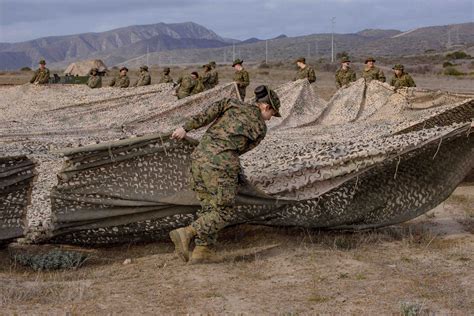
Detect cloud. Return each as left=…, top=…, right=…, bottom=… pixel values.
left=0, top=0, right=472, bottom=42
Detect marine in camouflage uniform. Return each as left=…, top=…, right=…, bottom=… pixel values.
left=232, top=59, right=250, bottom=101
left=169, top=85, right=281, bottom=264
left=30, top=59, right=50, bottom=84
left=175, top=73, right=197, bottom=99
left=362, top=57, right=386, bottom=83
left=135, top=65, right=151, bottom=86
left=109, top=66, right=130, bottom=88
left=201, top=64, right=213, bottom=90
left=192, top=72, right=205, bottom=95
left=159, top=67, right=174, bottom=84
left=87, top=68, right=102, bottom=89
left=335, top=57, right=356, bottom=88
left=390, top=64, right=416, bottom=89
left=209, top=61, right=219, bottom=88
left=293, top=57, right=316, bottom=83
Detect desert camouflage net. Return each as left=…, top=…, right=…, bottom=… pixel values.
left=0, top=79, right=473, bottom=245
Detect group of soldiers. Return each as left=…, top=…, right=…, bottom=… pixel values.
left=30, top=56, right=416, bottom=100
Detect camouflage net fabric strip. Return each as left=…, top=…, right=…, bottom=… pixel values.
left=0, top=79, right=473, bottom=245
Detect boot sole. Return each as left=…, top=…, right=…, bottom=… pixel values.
left=169, top=229, right=189, bottom=262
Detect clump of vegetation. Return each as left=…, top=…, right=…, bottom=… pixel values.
left=445, top=51, right=472, bottom=60
left=406, top=65, right=433, bottom=74
left=20, top=66, right=32, bottom=71
left=336, top=51, right=349, bottom=60
left=11, top=249, right=89, bottom=271
left=442, top=61, right=454, bottom=68
left=443, top=67, right=465, bottom=76
left=400, top=301, right=426, bottom=316
left=258, top=61, right=270, bottom=69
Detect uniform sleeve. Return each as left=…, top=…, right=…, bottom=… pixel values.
left=244, top=130, right=266, bottom=153
left=390, top=77, right=396, bottom=86
left=335, top=71, right=342, bottom=88
left=182, top=99, right=231, bottom=132
left=351, top=71, right=356, bottom=82
left=242, top=71, right=250, bottom=87
left=379, top=70, right=386, bottom=83
left=408, top=75, right=416, bottom=87
left=122, top=77, right=130, bottom=88
left=29, top=70, right=38, bottom=83
left=109, top=77, right=116, bottom=87
left=308, top=68, right=316, bottom=83
left=202, top=72, right=211, bottom=85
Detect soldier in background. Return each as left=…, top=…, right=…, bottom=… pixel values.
left=87, top=68, right=102, bottom=89
left=30, top=59, right=50, bottom=84
left=201, top=64, right=213, bottom=90
left=232, top=59, right=250, bottom=100
left=390, top=64, right=416, bottom=89
left=293, top=57, right=316, bottom=83
left=335, top=57, right=356, bottom=88
left=192, top=71, right=205, bottom=95
left=175, top=72, right=198, bottom=99
left=169, top=85, right=281, bottom=264
left=135, top=65, right=151, bottom=86
left=159, top=67, right=174, bottom=84
left=109, top=66, right=130, bottom=88
left=209, top=61, right=219, bottom=88
left=362, top=57, right=385, bottom=83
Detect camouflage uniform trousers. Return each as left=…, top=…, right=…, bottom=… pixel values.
left=189, top=152, right=239, bottom=246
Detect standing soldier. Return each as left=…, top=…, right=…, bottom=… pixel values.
left=209, top=61, right=219, bottom=88
left=335, top=57, right=356, bottom=88
left=293, top=57, right=316, bottom=83
left=109, top=66, right=130, bottom=88
left=201, top=64, right=213, bottom=90
left=362, top=57, right=386, bottom=83
left=232, top=59, right=250, bottom=100
left=29, top=59, right=50, bottom=85
left=159, top=67, right=174, bottom=84
left=169, top=85, right=281, bottom=264
left=390, top=64, right=416, bottom=89
left=135, top=65, right=151, bottom=86
left=87, top=68, right=102, bottom=89
left=175, top=72, right=198, bottom=99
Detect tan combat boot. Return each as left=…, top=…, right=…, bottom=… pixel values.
left=169, top=226, right=196, bottom=262
left=189, top=245, right=223, bottom=264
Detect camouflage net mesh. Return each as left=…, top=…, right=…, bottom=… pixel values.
left=0, top=80, right=473, bottom=245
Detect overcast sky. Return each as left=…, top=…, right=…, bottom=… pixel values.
left=0, top=0, right=472, bottom=43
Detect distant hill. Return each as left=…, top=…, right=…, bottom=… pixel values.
left=121, top=22, right=474, bottom=68
left=0, top=22, right=234, bottom=70
left=1, top=22, right=473, bottom=70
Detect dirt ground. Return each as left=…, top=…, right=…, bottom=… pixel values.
left=0, top=69, right=473, bottom=315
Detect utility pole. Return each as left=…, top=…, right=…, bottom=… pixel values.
left=223, top=48, right=226, bottom=63
left=331, top=17, right=336, bottom=63
left=265, top=40, right=268, bottom=64
left=232, top=43, right=236, bottom=61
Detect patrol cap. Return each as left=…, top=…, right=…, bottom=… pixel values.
left=232, top=59, right=243, bottom=67
left=163, top=67, right=171, bottom=73
left=202, top=64, right=211, bottom=69
left=295, top=57, right=306, bottom=64
left=340, top=56, right=351, bottom=63
left=140, top=65, right=149, bottom=71
left=209, top=61, right=217, bottom=67
left=119, top=66, right=129, bottom=72
left=89, top=67, right=99, bottom=74
left=254, top=85, right=281, bottom=117
left=191, top=71, right=199, bottom=77
left=392, top=64, right=404, bottom=70
left=365, top=57, right=376, bottom=63
left=39, top=59, right=46, bottom=65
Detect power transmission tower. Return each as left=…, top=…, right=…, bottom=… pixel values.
left=331, top=17, right=336, bottom=63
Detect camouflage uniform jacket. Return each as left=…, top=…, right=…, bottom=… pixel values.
left=183, top=98, right=267, bottom=166
left=209, top=69, right=219, bottom=88
left=201, top=71, right=213, bottom=90
left=335, top=67, right=356, bottom=88
left=176, top=76, right=196, bottom=99
left=294, top=66, right=316, bottom=83
left=30, top=68, right=50, bottom=84
left=362, top=67, right=386, bottom=83
left=233, top=69, right=250, bottom=89
left=159, top=74, right=174, bottom=84
left=192, top=78, right=205, bottom=95
left=109, top=75, right=130, bottom=88
left=87, top=75, right=102, bottom=89
left=135, top=71, right=151, bottom=86
left=390, top=72, right=416, bottom=89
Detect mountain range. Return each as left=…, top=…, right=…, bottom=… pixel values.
left=0, top=21, right=473, bottom=70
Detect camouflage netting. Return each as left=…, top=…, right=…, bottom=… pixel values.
left=0, top=79, right=473, bottom=245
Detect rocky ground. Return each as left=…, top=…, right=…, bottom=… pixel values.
left=0, top=70, right=473, bottom=314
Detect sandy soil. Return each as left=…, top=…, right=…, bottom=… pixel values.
left=0, top=70, right=473, bottom=315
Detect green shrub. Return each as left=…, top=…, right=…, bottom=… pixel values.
left=443, top=67, right=465, bottom=76
left=445, top=51, right=472, bottom=60
left=258, top=62, right=270, bottom=69
left=442, top=61, right=454, bottom=68
left=20, top=66, right=32, bottom=71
